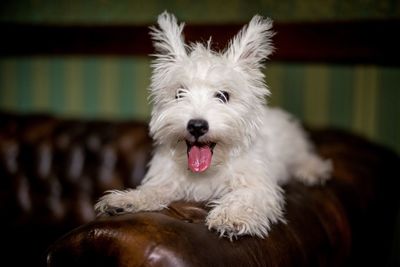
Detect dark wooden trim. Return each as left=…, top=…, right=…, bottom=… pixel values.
left=2, top=20, right=399, bottom=65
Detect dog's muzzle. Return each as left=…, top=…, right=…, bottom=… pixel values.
left=186, top=119, right=215, bottom=173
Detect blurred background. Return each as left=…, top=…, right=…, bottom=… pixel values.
left=0, top=1, right=399, bottom=266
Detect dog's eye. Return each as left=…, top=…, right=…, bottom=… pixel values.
left=214, top=91, right=230, bottom=103
left=175, top=88, right=187, bottom=99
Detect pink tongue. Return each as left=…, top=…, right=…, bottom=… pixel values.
left=188, top=145, right=212, bottom=173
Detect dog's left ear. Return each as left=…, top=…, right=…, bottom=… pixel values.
left=225, top=15, right=274, bottom=68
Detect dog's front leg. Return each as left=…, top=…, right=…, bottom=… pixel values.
left=94, top=183, right=183, bottom=216
left=95, top=151, right=185, bottom=216
left=206, top=182, right=285, bottom=240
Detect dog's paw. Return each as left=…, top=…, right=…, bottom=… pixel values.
left=206, top=205, right=271, bottom=240
left=94, top=190, right=136, bottom=216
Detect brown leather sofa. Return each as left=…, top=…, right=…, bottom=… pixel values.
left=1, top=111, right=398, bottom=267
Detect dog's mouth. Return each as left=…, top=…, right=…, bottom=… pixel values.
left=186, top=140, right=216, bottom=173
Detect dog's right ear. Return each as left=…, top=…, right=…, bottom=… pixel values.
left=149, top=11, right=187, bottom=61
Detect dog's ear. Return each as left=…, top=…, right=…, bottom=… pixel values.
left=225, top=15, right=274, bottom=68
left=150, top=11, right=187, bottom=61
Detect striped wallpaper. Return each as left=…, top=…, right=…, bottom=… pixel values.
left=0, top=57, right=151, bottom=119
left=267, top=64, right=400, bottom=152
left=0, top=57, right=399, bottom=154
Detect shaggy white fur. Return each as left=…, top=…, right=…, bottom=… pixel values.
left=95, top=11, right=332, bottom=239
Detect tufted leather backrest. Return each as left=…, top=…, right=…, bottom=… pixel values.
left=0, top=112, right=152, bottom=228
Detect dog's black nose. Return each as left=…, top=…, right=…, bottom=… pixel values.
left=187, top=119, right=209, bottom=139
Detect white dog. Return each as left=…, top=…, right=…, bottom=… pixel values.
left=95, top=11, right=332, bottom=239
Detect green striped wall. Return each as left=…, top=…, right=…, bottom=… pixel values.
left=0, top=57, right=151, bottom=119
left=268, top=64, right=400, bottom=146
left=0, top=58, right=399, bottom=154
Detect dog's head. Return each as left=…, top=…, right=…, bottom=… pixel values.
left=148, top=11, right=274, bottom=173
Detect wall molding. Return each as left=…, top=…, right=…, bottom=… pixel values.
left=2, top=20, right=399, bottom=65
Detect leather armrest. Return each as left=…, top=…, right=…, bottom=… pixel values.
left=45, top=129, right=400, bottom=267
